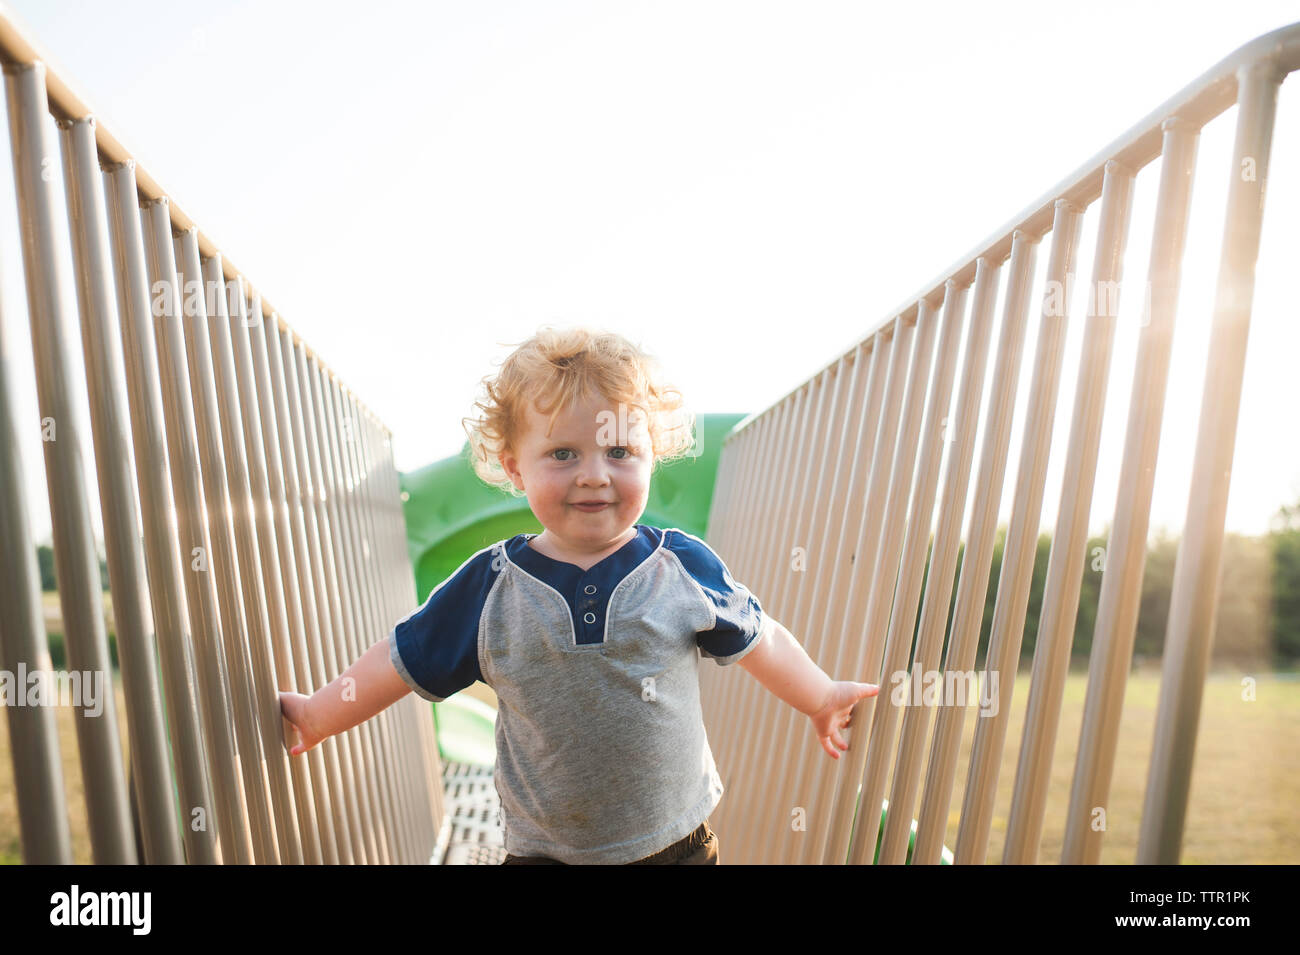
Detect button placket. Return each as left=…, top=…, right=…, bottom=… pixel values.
left=579, top=580, right=600, bottom=633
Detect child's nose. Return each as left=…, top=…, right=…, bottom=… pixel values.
left=577, top=459, right=611, bottom=485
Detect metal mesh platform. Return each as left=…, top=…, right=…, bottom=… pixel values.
left=436, top=760, right=507, bottom=865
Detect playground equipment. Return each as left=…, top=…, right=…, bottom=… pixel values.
left=698, top=26, right=1300, bottom=865
left=1, top=7, right=1297, bottom=864
left=0, top=10, right=440, bottom=864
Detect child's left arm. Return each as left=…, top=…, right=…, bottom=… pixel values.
left=737, top=618, right=878, bottom=760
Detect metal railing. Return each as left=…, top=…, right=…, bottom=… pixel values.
left=0, top=9, right=442, bottom=863
left=700, top=23, right=1298, bottom=864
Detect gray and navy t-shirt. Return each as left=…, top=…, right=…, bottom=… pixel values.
left=388, top=524, right=772, bottom=864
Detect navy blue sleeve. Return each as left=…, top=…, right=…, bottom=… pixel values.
left=388, top=544, right=502, bottom=701
left=665, top=530, right=772, bottom=665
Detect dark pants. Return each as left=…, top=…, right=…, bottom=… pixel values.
left=501, top=820, right=719, bottom=865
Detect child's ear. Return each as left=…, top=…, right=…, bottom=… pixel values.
left=499, top=449, right=524, bottom=490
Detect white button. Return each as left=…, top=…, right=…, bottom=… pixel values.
left=584, top=612, right=596, bottom=624
left=584, top=584, right=596, bottom=594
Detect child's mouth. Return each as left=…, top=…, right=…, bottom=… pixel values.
left=572, top=502, right=610, bottom=512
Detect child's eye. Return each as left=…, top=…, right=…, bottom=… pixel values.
left=608, top=447, right=632, bottom=460
left=551, top=449, right=576, bottom=461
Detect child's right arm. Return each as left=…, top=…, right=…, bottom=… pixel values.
left=279, top=635, right=412, bottom=756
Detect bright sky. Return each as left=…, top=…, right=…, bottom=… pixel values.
left=3, top=0, right=1299, bottom=549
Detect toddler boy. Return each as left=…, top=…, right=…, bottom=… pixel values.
left=280, top=327, right=877, bottom=864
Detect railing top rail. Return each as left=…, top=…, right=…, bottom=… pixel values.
left=723, top=20, right=1300, bottom=444
left=0, top=2, right=392, bottom=436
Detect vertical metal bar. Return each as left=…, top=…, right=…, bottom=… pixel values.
left=362, top=396, right=423, bottom=866
left=358, top=408, right=420, bottom=864
left=743, top=359, right=851, bottom=859
left=374, top=414, right=438, bottom=863
left=360, top=406, right=413, bottom=865
left=851, top=280, right=969, bottom=866
left=1139, top=58, right=1282, bottom=864
left=1062, top=119, right=1199, bottom=864
left=794, top=330, right=892, bottom=864
left=103, top=162, right=218, bottom=866
left=717, top=415, right=774, bottom=841
left=1004, top=160, right=1136, bottom=863
left=722, top=412, right=767, bottom=583
left=0, top=277, right=72, bottom=864
left=371, top=408, right=438, bottom=862
left=380, top=414, right=422, bottom=861
left=722, top=418, right=763, bottom=571
left=712, top=401, right=792, bottom=841
left=757, top=385, right=819, bottom=604
left=408, top=697, right=441, bottom=862
left=336, top=382, right=414, bottom=864
left=733, top=368, right=837, bottom=860
left=294, top=342, right=382, bottom=864
left=172, top=230, right=281, bottom=863
left=698, top=418, right=749, bottom=790
left=351, top=394, right=418, bottom=866
left=244, top=290, right=342, bottom=866
left=705, top=425, right=737, bottom=542
left=222, top=278, right=323, bottom=864
left=702, top=433, right=734, bottom=559
left=880, top=257, right=1001, bottom=865
left=716, top=387, right=808, bottom=856
left=768, top=343, right=871, bottom=864
left=734, top=374, right=835, bottom=860
left=316, top=366, right=397, bottom=865
left=196, top=250, right=304, bottom=864
left=360, top=414, right=394, bottom=618
left=372, top=412, right=441, bottom=860
left=56, top=113, right=182, bottom=863
left=913, top=232, right=1039, bottom=864
left=379, top=417, right=443, bottom=864
left=955, top=199, right=1085, bottom=864
left=708, top=409, right=771, bottom=840
left=808, top=316, right=912, bottom=865
left=2, top=59, right=135, bottom=863
left=824, top=299, right=940, bottom=865
left=140, top=198, right=252, bottom=864
left=742, top=402, right=794, bottom=592
left=274, top=317, right=368, bottom=863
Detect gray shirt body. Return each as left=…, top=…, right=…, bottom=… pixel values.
left=389, top=524, right=770, bottom=863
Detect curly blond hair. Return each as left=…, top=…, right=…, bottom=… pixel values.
left=462, top=326, right=696, bottom=495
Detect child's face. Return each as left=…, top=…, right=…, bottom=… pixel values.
left=499, top=392, right=653, bottom=554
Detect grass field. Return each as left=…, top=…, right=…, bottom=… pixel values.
left=870, top=666, right=1300, bottom=865
left=1, top=664, right=1296, bottom=864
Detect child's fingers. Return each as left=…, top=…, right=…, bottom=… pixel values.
left=281, top=707, right=308, bottom=756
left=289, top=729, right=316, bottom=756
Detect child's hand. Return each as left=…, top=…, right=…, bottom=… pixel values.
left=280, top=691, right=324, bottom=756
left=809, top=681, right=879, bottom=760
